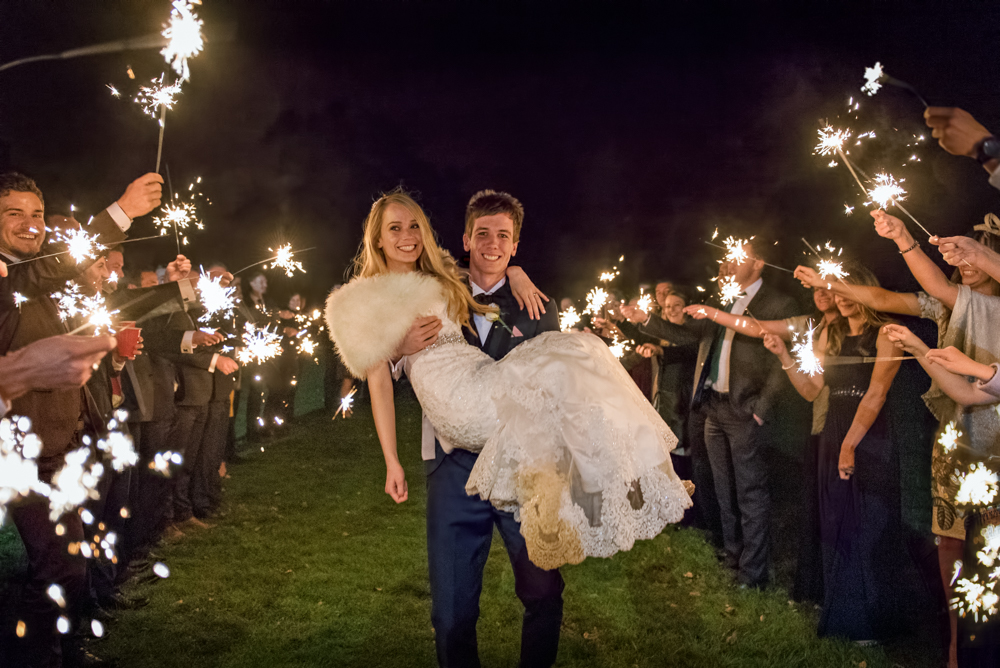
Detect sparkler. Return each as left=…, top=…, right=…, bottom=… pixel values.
left=106, top=84, right=120, bottom=98
left=599, top=271, right=616, bottom=282
left=955, top=463, right=1000, bottom=507
left=52, top=282, right=117, bottom=335
left=953, top=574, right=1000, bottom=622
left=607, top=333, right=632, bottom=360
left=559, top=306, right=581, bottom=332
left=0, top=416, right=47, bottom=524
left=861, top=62, right=884, bottom=97
left=151, top=451, right=183, bottom=476
left=96, top=412, right=138, bottom=472
left=859, top=61, right=930, bottom=107
left=196, top=271, right=236, bottom=323
left=722, top=236, right=751, bottom=265
left=12, top=292, right=27, bottom=309
left=161, top=0, right=204, bottom=83
left=812, top=241, right=848, bottom=281
left=298, top=335, right=316, bottom=357
left=134, top=73, right=182, bottom=118
left=584, top=287, right=610, bottom=317
left=51, top=227, right=105, bottom=264
left=718, top=276, right=745, bottom=305
left=844, top=205, right=854, bottom=215
left=235, top=322, right=283, bottom=365
left=865, top=172, right=934, bottom=238
left=790, top=328, right=823, bottom=376
left=47, top=448, right=104, bottom=522
left=636, top=293, right=653, bottom=316
left=269, top=244, right=306, bottom=277
left=152, top=200, right=199, bottom=252
left=939, top=422, right=962, bottom=454
left=333, top=387, right=358, bottom=420
left=978, top=525, right=1000, bottom=567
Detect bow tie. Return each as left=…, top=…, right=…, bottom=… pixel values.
left=473, top=293, right=495, bottom=306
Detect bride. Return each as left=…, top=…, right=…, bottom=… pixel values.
left=325, top=191, right=692, bottom=569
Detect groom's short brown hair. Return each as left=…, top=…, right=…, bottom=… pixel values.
left=465, top=190, right=524, bottom=242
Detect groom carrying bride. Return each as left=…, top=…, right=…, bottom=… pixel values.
left=393, top=190, right=564, bottom=668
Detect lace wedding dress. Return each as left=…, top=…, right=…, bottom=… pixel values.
left=326, top=271, right=692, bottom=569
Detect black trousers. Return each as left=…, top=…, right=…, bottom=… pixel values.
left=192, top=400, right=228, bottom=516
left=703, top=391, right=771, bottom=587
left=8, top=467, right=87, bottom=668
left=169, top=404, right=210, bottom=522
left=127, top=418, right=173, bottom=559
left=87, top=467, right=132, bottom=605
left=426, top=443, right=563, bottom=668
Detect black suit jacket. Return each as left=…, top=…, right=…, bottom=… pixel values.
left=641, top=281, right=798, bottom=423
left=464, top=280, right=559, bottom=360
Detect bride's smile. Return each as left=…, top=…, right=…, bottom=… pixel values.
left=378, top=201, right=424, bottom=272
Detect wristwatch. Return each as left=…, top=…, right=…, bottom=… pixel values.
left=976, top=136, right=1000, bottom=165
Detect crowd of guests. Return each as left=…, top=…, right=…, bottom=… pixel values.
left=3, top=103, right=1000, bottom=668
left=0, top=172, right=352, bottom=667
left=578, top=107, right=1000, bottom=666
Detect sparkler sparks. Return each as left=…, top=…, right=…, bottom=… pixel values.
left=196, top=272, right=236, bottom=323
left=953, top=574, right=1000, bottom=622
left=51, top=282, right=117, bottom=335
left=955, top=463, right=1000, bottom=507
left=607, top=333, right=632, bottom=360
left=333, top=387, right=358, bottom=419
left=791, top=328, right=823, bottom=376
left=861, top=62, right=885, bottom=96
left=978, top=525, right=1000, bottom=567
left=134, top=74, right=183, bottom=118
left=0, top=417, right=47, bottom=524
left=815, top=242, right=848, bottom=281
left=844, top=205, right=854, bottom=216
left=939, top=422, right=962, bottom=454
left=599, top=271, right=616, bottom=282
left=718, top=276, right=745, bottom=305
left=161, top=0, right=204, bottom=83
left=152, top=201, right=199, bottom=244
left=584, top=287, right=610, bottom=317
left=12, top=292, right=27, bottom=309
left=106, top=84, right=120, bottom=98
left=96, top=413, right=137, bottom=472
left=151, top=451, right=183, bottom=476
left=235, top=323, right=283, bottom=365
left=298, top=335, right=317, bottom=357
left=47, top=448, right=104, bottom=522
left=866, top=173, right=907, bottom=209
left=269, top=244, right=305, bottom=277
left=636, top=293, right=653, bottom=315
left=52, top=227, right=104, bottom=264
left=722, top=236, right=751, bottom=264
left=559, top=306, right=581, bottom=332
left=815, top=126, right=852, bottom=156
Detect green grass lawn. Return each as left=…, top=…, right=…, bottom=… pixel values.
left=1, top=379, right=940, bottom=667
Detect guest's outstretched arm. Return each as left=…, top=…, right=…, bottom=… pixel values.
left=762, top=333, right=824, bottom=402
left=684, top=305, right=803, bottom=341
left=872, top=210, right=960, bottom=310
left=368, top=361, right=408, bottom=503
left=794, top=266, right=921, bottom=316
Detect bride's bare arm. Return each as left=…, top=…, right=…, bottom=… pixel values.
left=368, top=361, right=408, bottom=503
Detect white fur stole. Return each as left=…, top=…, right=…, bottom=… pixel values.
left=324, top=272, right=446, bottom=379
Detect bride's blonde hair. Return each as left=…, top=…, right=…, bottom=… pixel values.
left=353, top=188, right=489, bottom=330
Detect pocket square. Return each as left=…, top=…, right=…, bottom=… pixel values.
left=511, top=325, right=523, bottom=338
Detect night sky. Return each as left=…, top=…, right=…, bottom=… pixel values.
left=2, top=0, right=1000, bottom=309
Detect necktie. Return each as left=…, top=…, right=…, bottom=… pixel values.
left=473, top=293, right=494, bottom=306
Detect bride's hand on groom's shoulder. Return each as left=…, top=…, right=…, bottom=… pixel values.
left=506, top=266, right=550, bottom=320
left=385, top=463, right=408, bottom=503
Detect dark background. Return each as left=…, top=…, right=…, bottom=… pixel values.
left=1, top=0, right=1000, bottom=308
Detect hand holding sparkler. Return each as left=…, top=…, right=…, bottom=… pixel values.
left=793, top=266, right=826, bottom=289
left=683, top=304, right=718, bottom=321
left=191, top=330, right=225, bottom=348
left=0, top=335, right=116, bottom=401
left=635, top=343, right=662, bottom=358
left=882, top=324, right=928, bottom=357
left=871, top=210, right=916, bottom=249
left=924, top=107, right=994, bottom=164
left=165, top=254, right=192, bottom=282
left=117, top=173, right=164, bottom=219
left=762, top=332, right=790, bottom=359
left=215, top=356, right=239, bottom=376
left=933, top=235, right=1000, bottom=275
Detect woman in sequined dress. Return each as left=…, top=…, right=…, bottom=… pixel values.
left=763, top=263, right=903, bottom=642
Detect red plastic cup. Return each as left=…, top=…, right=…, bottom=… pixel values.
left=116, top=326, right=142, bottom=360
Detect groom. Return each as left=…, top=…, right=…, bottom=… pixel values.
left=396, top=190, right=563, bottom=668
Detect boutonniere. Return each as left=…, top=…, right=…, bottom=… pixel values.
left=484, top=304, right=516, bottom=336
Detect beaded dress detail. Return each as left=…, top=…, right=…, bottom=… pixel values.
left=326, top=272, right=693, bottom=570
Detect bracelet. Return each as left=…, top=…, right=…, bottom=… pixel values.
left=781, top=362, right=796, bottom=371
left=899, top=240, right=919, bottom=255
left=712, top=311, right=718, bottom=321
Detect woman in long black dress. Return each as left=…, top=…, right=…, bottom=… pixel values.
left=763, top=263, right=903, bottom=642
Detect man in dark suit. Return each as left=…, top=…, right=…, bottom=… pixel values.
left=0, top=171, right=162, bottom=667
left=395, top=190, right=562, bottom=668
left=640, top=238, right=797, bottom=588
